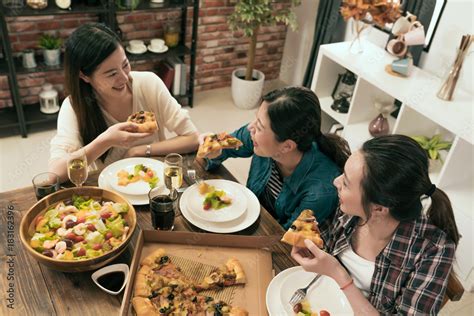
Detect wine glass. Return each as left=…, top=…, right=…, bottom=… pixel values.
left=164, top=153, right=183, bottom=195
left=67, top=148, right=88, bottom=187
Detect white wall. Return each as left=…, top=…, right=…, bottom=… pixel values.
left=283, top=0, right=473, bottom=94
left=279, top=0, right=320, bottom=85
left=418, top=0, right=473, bottom=95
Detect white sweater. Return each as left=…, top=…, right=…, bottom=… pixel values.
left=49, top=71, right=197, bottom=170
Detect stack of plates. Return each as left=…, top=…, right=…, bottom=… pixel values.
left=179, top=179, right=260, bottom=233
left=98, top=158, right=168, bottom=205
left=266, top=266, right=353, bottom=315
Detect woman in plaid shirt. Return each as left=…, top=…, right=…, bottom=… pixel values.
left=292, top=135, right=460, bottom=315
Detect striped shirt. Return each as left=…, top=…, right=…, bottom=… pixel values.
left=319, top=208, right=456, bottom=315
left=259, top=161, right=284, bottom=217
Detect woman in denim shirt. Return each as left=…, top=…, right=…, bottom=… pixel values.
left=202, top=87, right=350, bottom=229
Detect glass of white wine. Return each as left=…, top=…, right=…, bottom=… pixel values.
left=164, top=153, right=183, bottom=194
left=67, top=148, right=88, bottom=187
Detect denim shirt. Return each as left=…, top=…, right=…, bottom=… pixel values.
left=206, top=125, right=340, bottom=229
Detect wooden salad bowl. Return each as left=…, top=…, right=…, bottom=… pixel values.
left=20, top=187, right=137, bottom=272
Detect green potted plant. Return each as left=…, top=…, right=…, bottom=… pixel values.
left=39, top=34, right=62, bottom=66
left=411, top=134, right=452, bottom=171
left=228, top=0, right=300, bottom=109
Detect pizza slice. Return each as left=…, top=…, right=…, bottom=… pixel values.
left=196, top=258, right=246, bottom=291
left=216, top=132, right=243, bottom=149
left=281, top=209, right=324, bottom=248
left=127, top=110, right=158, bottom=133
left=196, top=133, right=242, bottom=158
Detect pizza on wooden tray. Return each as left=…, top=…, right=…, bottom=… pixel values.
left=127, top=110, right=158, bottom=133
left=132, top=248, right=248, bottom=316
left=281, top=209, right=324, bottom=248
left=197, top=133, right=243, bottom=158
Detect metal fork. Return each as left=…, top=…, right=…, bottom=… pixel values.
left=186, top=169, right=203, bottom=185
left=289, top=274, right=322, bottom=306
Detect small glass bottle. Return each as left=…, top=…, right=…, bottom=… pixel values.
left=164, top=22, right=180, bottom=48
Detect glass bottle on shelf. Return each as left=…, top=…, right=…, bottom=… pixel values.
left=164, top=21, right=180, bottom=48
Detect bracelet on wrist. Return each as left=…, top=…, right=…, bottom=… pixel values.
left=145, top=144, right=152, bottom=157
left=340, top=278, right=354, bottom=291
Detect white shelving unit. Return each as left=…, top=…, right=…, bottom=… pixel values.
left=311, top=40, right=474, bottom=291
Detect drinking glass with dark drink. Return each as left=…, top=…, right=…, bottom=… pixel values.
left=148, top=186, right=177, bottom=230
left=32, top=172, right=60, bottom=200
left=164, top=153, right=183, bottom=192
left=67, top=148, right=88, bottom=187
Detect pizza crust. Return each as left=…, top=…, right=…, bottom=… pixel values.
left=226, top=258, right=246, bottom=284
left=132, top=297, right=158, bottom=316
left=281, top=209, right=324, bottom=249
left=141, top=248, right=166, bottom=267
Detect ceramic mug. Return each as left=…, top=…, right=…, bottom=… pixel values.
left=403, top=21, right=425, bottom=46
left=150, top=38, right=165, bottom=51
left=392, top=16, right=411, bottom=36
left=129, top=39, right=145, bottom=52
left=387, top=36, right=407, bottom=57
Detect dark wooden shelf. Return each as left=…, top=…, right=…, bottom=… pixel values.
left=23, top=103, right=59, bottom=127
left=116, top=0, right=189, bottom=12
left=0, top=106, right=21, bottom=129
left=0, top=58, right=8, bottom=75
left=13, top=55, right=63, bottom=75
left=126, top=44, right=190, bottom=62
left=2, top=3, right=108, bottom=16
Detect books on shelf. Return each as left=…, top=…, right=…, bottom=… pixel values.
left=166, top=56, right=187, bottom=96
left=156, top=60, right=174, bottom=91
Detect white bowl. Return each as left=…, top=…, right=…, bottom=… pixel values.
left=91, top=263, right=129, bottom=295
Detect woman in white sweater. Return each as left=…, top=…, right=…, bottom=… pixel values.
left=49, top=23, right=199, bottom=182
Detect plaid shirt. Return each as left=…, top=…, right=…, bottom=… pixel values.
left=320, top=209, right=456, bottom=315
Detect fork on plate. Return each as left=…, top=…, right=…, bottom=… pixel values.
left=289, top=274, right=322, bottom=306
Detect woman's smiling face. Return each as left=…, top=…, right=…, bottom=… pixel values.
left=247, top=101, right=284, bottom=158
left=81, top=46, right=131, bottom=99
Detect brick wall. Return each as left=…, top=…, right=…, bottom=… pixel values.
left=0, top=0, right=288, bottom=109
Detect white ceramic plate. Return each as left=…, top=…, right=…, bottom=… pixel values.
left=98, top=159, right=169, bottom=205
left=147, top=44, right=169, bottom=54
left=266, top=266, right=353, bottom=316
left=179, top=181, right=260, bottom=233
left=186, top=180, right=248, bottom=223
left=126, top=45, right=147, bottom=55
left=106, top=158, right=165, bottom=196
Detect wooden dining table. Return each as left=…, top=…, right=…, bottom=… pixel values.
left=0, top=155, right=297, bottom=316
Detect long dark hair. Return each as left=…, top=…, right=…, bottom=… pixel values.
left=64, top=23, right=121, bottom=161
left=262, top=86, right=350, bottom=170
left=360, top=135, right=459, bottom=245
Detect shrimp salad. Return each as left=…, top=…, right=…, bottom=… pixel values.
left=29, top=195, right=131, bottom=260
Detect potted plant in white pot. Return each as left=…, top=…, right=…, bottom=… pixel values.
left=228, top=0, right=300, bottom=109
left=39, top=34, right=62, bottom=66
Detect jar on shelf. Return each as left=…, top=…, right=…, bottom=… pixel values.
left=26, top=0, right=48, bottom=9
left=164, top=21, right=180, bottom=48
left=39, top=83, right=60, bottom=114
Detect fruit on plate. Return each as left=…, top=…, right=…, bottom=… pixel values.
left=117, top=164, right=158, bottom=189
left=29, top=195, right=131, bottom=260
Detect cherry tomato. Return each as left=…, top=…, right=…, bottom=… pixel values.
left=66, top=232, right=76, bottom=240
left=77, top=248, right=86, bottom=257
left=92, top=244, right=102, bottom=251
left=87, top=224, right=96, bottom=231
left=77, top=217, right=86, bottom=224
left=147, top=170, right=154, bottom=177
left=105, top=232, right=113, bottom=240
left=203, top=202, right=211, bottom=210
left=74, top=235, right=84, bottom=243
left=101, top=212, right=112, bottom=220
left=320, top=310, right=330, bottom=316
